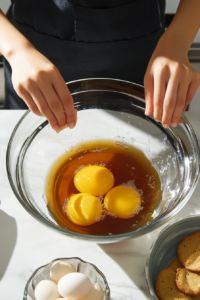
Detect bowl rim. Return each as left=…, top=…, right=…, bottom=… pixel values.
left=23, top=256, right=111, bottom=300
left=145, top=214, right=200, bottom=300
left=6, top=78, right=200, bottom=242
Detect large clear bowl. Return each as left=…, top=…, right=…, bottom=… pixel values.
left=6, top=78, right=200, bottom=243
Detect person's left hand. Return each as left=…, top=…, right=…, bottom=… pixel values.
left=144, top=35, right=200, bottom=128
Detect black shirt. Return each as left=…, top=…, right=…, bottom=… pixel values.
left=11, top=0, right=165, bottom=41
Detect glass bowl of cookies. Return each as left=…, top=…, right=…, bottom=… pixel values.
left=6, top=78, right=200, bottom=243
left=145, top=215, right=200, bottom=300
left=24, top=257, right=110, bottom=300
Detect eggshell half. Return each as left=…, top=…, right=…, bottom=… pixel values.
left=35, top=280, right=60, bottom=300
left=50, top=261, right=76, bottom=283
left=58, top=272, right=91, bottom=299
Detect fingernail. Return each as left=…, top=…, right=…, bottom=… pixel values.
left=55, top=128, right=62, bottom=133
left=52, top=125, right=61, bottom=133
left=163, top=124, right=170, bottom=128
left=68, top=121, right=76, bottom=129
left=171, top=122, right=178, bottom=127
left=53, top=124, right=69, bottom=133
left=52, top=125, right=63, bottom=133
left=61, top=124, right=68, bottom=130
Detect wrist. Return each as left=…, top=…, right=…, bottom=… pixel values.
left=162, top=27, right=191, bottom=54
left=0, top=10, right=35, bottom=64
left=155, top=29, right=190, bottom=60
left=7, top=41, right=35, bottom=66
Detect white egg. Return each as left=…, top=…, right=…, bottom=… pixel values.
left=79, top=282, right=103, bottom=300
left=50, top=261, right=76, bottom=283
left=35, top=280, right=60, bottom=300
left=58, top=272, right=92, bottom=299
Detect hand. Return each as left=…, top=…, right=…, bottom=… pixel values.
left=144, top=35, right=200, bottom=128
left=10, top=46, right=77, bottom=132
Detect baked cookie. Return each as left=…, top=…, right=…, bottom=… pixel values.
left=183, top=242, right=200, bottom=272
left=168, top=257, right=184, bottom=271
left=178, top=231, right=200, bottom=271
left=176, top=268, right=200, bottom=295
left=189, top=244, right=200, bottom=300
left=156, top=268, right=194, bottom=300
left=195, top=242, right=200, bottom=252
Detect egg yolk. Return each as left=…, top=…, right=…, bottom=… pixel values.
left=74, top=165, right=114, bottom=196
left=104, top=186, right=141, bottom=219
left=66, top=193, right=102, bottom=226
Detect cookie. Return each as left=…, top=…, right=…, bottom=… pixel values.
left=178, top=231, right=200, bottom=271
left=185, top=242, right=200, bottom=271
left=168, top=257, right=184, bottom=271
left=195, top=243, right=200, bottom=252
left=194, top=295, right=200, bottom=300
left=156, top=268, right=194, bottom=300
left=184, top=251, right=200, bottom=272
left=176, top=268, right=200, bottom=295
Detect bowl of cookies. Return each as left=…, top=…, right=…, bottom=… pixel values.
left=145, top=215, right=200, bottom=300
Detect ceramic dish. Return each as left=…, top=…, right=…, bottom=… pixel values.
left=145, top=215, right=200, bottom=300
left=23, top=257, right=110, bottom=300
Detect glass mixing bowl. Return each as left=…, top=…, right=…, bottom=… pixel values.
left=6, top=78, right=200, bottom=243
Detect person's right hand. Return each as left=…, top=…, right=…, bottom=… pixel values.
left=10, top=45, right=77, bottom=132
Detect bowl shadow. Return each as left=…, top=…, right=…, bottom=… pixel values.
left=98, top=230, right=160, bottom=298
left=0, top=209, right=17, bottom=281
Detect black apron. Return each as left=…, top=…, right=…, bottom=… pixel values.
left=4, top=0, right=165, bottom=109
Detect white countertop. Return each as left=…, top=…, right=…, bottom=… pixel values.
left=0, top=111, right=200, bottom=300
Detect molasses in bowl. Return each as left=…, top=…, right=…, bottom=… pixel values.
left=6, top=78, right=200, bottom=243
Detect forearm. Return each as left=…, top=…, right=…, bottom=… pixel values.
left=0, top=9, right=34, bottom=64
left=162, top=0, right=200, bottom=53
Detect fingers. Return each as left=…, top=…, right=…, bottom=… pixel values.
left=52, top=72, right=77, bottom=129
left=38, top=80, right=67, bottom=128
left=153, top=66, right=168, bottom=122
left=26, top=81, right=61, bottom=131
left=163, top=73, right=200, bottom=126
left=171, top=80, right=188, bottom=126
left=15, top=84, right=42, bottom=116
left=144, top=73, right=154, bottom=116
left=183, top=77, right=200, bottom=113
left=161, top=75, right=179, bottom=128
left=17, top=69, right=76, bottom=132
left=146, top=65, right=200, bottom=128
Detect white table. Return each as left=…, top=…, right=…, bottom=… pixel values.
left=0, top=111, right=200, bottom=300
